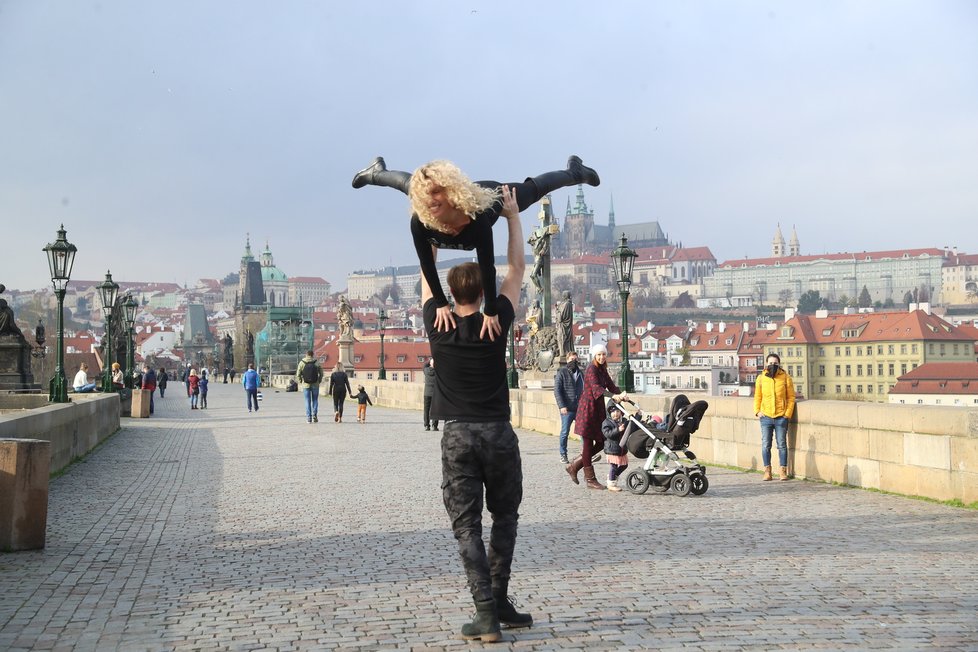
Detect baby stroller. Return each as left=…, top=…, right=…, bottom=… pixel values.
left=615, top=394, right=710, bottom=496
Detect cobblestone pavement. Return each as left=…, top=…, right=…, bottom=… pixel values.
left=2, top=382, right=978, bottom=651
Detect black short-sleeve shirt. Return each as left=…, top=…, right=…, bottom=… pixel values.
left=423, top=295, right=515, bottom=422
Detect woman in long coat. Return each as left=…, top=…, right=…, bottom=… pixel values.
left=567, top=343, right=628, bottom=490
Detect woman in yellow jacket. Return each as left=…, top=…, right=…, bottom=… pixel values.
left=754, top=353, right=796, bottom=481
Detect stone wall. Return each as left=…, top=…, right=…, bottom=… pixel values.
left=0, top=394, right=121, bottom=473
left=360, top=380, right=978, bottom=504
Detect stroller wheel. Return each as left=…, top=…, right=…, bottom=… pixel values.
left=623, top=469, right=650, bottom=495
left=670, top=473, right=692, bottom=497
left=690, top=473, right=709, bottom=496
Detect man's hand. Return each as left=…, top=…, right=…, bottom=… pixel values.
left=434, top=305, right=456, bottom=333
left=500, top=184, right=518, bottom=219
left=560, top=407, right=568, bottom=415
left=480, top=313, right=501, bottom=341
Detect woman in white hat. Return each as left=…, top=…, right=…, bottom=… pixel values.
left=566, top=343, right=628, bottom=489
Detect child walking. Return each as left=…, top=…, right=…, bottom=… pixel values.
left=601, top=400, right=630, bottom=492
left=354, top=385, right=372, bottom=423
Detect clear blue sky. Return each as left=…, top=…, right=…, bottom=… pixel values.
left=1, top=1, right=976, bottom=291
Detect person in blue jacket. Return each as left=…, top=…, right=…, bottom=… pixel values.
left=242, top=362, right=260, bottom=413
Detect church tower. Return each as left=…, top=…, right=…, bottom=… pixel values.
left=789, top=225, right=800, bottom=257
left=608, top=194, right=616, bottom=233
left=772, top=223, right=786, bottom=257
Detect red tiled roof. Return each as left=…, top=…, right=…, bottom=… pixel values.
left=670, top=246, right=715, bottom=262
left=891, top=362, right=978, bottom=395
left=718, top=248, right=945, bottom=268
left=780, top=310, right=974, bottom=345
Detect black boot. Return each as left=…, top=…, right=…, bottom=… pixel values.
left=460, top=598, right=501, bottom=642
left=351, top=156, right=412, bottom=192
left=492, top=588, right=533, bottom=629
left=527, top=155, right=600, bottom=197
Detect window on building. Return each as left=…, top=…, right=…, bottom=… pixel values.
left=901, top=363, right=907, bottom=375
left=953, top=343, right=960, bottom=354
left=877, top=364, right=883, bottom=376
left=819, top=384, right=826, bottom=393
left=888, top=345, right=895, bottom=354
left=936, top=399, right=942, bottom=405
left=403, top=375, right=410, bottom=382
left=856, top=365, right=863, bottom=376
left=857, top=346, right=863, bottom=356
left=940, top=343, right=946, bottom=355
left=888, top=363, right=894, bottom=376
left=796, top=366, right=802, bottom=378
left=391, top=373, right=398, bottom=381
left=845, top=347, right=851, bottom=357
left=835, top=385, right=841, bottom=394
left=929, top=343, right=935, bottom=354
left=900, top=344, right=907, bottom=354
left=877, top=345, right=883, bottom=355
left=819, top=365, right=825, bottom=376
left=867, top=365, right=873, bottom=376
left=845, top=384, right=852, bottom=393
left=367, top=373, right=374, bottom=380
left=867, top=385, right=873, bottom=393
left=857, top=385, right=863, bottom=393
left=911, top=344, right=918, bottom=354
left=835, top=347, right=841, bottom=356
left=845, top=365, right=851, bottom=377
left=819, top=347, right=825, bottom=357
left=835, top=365, right=841, bottom=376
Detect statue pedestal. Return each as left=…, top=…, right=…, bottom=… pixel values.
left=337, top=337, right=354, bottom=370
left=0, top=338, right=34, bottom=391
left=522, top=369, right=555, bottom=390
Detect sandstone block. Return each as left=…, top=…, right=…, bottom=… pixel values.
left=903, top=432, right=951, bottom=470
left=0, top=438, right=50, bottom=551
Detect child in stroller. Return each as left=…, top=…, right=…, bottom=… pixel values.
left=614, top=394, right=710, bottom=496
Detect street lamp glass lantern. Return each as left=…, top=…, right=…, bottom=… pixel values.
left=97, top=271, right=120, bottom=318
left=379, top=309, right=387, bottom=333
left=611, top=234, right=637, bottom=293
left=123, top=293, right=138, bottom=329
left=42, top=224, right=77, bottom=292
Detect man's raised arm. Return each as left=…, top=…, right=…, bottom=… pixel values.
left=499, top=185, right=526, bottom=309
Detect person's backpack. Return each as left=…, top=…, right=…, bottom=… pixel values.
left=300, top=360, right=320, bottom=384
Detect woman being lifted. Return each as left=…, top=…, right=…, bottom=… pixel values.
left=352, top=155, right=600, bottom=340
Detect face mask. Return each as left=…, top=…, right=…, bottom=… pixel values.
left=567, top=359, right=578, bottom=370
left=766, top=363, right=780, bottom=376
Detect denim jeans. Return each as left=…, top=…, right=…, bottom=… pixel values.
left=558, top=410, right=576, bottom=458
left=246, top=388, right=259, bottom=411
left=304, top=387, right=319, bottom=419
left=441, top=421, right=523, bottom=602
left=760, top=415, right=789, bottom=467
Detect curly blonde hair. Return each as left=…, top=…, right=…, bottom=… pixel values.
left=409, top=160, right=500, bottom=233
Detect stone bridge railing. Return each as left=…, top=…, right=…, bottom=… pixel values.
left=361, top=380, right=978, bottom=505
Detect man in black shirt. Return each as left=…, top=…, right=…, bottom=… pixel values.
left=422, top=185, right=530, bottom=642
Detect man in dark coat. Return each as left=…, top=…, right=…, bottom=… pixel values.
left=553, top=350, right=584, bottom=464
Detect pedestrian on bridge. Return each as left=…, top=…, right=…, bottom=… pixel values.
left=242, top=363, right=260, bottom=413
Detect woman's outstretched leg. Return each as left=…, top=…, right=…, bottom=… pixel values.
left=480, top=155, right=601, bottom=213
left=351, top=156, right=412, bottom=194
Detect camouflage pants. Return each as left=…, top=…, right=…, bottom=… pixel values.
left=441, top=421, right=523, bottom=602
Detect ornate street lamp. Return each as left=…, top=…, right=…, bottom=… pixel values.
left=123, top=293, right=138, bottom=388
left=610, top=234, right=637, bottom=392
left=378, top=308, right=387, bottom=380
left=508, top=324, right=522, bottom=389
left=42, top=225, right=77, bottom=402
left=97, top=271, right=120, bottom=392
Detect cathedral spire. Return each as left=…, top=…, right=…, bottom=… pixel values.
left=242, top=233, right=254, bottom=263
left=565, top=196, right=572, bottom=217
left=772, top=223, right=786, bottom=257
left=789, top=225, right=800, bottom=257
left=608, top=193, right=616, bottom=231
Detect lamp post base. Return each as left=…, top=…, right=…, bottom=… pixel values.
left=618, top=366, right=634, bottom=394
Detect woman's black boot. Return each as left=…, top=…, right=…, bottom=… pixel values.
left=351, top=156, right=412, bottom=192
left=527, top=155, right=600, bottom=197
left=460, top=598, right=501, bottom=642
